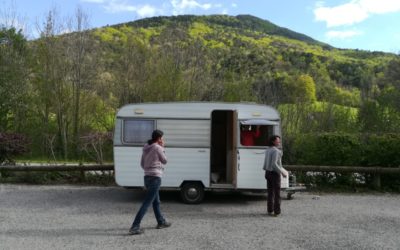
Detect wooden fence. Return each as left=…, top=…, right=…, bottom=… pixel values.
left=1, top=164, right=399, bottom=188
left=285, top=165, right=400, bottom=188
left=0, top=164, right=114, bottom=172
left=284, top=165, right=400, bottom=174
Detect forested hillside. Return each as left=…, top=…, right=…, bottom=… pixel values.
left=1, top=13, right=400, bottom=164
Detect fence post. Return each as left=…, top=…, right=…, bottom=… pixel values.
left=372, top=174, right=381, bottom=189
left=79, top=163, right=85, bottom=182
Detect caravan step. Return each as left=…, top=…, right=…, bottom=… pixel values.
left=210, top=183, right=235, bottom=189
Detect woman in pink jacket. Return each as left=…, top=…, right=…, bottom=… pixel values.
left=129, top=130, right=171, bottom=235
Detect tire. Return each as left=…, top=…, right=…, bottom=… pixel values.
left=180, top=182, right=204, bottom=204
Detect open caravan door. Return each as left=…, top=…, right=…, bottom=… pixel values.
left=210, top=110, right=238, bottom=189
left=236, top=118, right=289, bottom=189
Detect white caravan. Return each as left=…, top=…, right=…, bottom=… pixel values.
left=113, top=102, right=290, bottom=203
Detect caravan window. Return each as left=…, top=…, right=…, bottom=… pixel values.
left=123, top=119, right=155, bottom=144
left=240, top=119, right=278, bottom=146
left=240, top=124, right=275, bottom=146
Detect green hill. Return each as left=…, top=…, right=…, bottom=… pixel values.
left=122, top=14, right=326, bottom=46
left=2, top=14, right=400, bottom=160
left=92, top=14, right=398, bottom=98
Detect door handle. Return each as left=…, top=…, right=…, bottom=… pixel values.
left=237, top=149, right=240, bottom=171
left=198, top=150, right=206, bottom=153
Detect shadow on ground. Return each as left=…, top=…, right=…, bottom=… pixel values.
left=116, top=189, right=267, bottom=205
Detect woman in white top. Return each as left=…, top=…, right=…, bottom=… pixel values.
left=263, top=135, right=287, bottom=216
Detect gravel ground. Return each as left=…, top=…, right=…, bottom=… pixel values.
left=0, top=184, right=399, bottom=250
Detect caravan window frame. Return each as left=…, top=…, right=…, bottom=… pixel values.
left=122, top=119, right=155, bottom=145
left=239, top=124, right=275, bottom=147
left=239, top=119, right=278, bottom=147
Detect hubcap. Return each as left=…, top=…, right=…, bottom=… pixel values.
left=187, top=187, right=198, bottom=198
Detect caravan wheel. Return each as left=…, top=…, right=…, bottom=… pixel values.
left=180, top=182, right=204, bottom=204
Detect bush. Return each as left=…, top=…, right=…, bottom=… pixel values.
left=291, top=132, right=362, bottom=166
left=0, top=133, right=30, bottom=164
left=289, top=132, right=400, bottom=191
left=79, top=132, right=113, bottom=164
left=362, top=133, right=400, bottom=167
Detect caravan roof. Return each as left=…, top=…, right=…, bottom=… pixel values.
left=116, top=102, right=280, bottom=120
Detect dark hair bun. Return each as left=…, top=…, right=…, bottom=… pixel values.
left=152, top=129, right=164, bottom=140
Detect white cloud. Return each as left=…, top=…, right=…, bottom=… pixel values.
left=86, top=0, right=160, bottom=18
left=360, top=0, right=400, bottom=14
left=326, top=30, right=363, bottom=39
left=60, top=28, right=73, bottom=35
left=314, top=0, right=400, bottom=27
left=137, top=5, right=157, bottom=17
left=231, top=3, right=237, bottom=8
left=171, top=0, right=216, bottom=15
left=314, top=3, right=368, bottom=27
left=81, top=0, right=225, bottom=18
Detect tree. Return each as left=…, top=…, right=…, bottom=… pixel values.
left=253, top=72, right=283, bottom=106
left=32, top=8, right=72, bottom=159
left=65, top=6, right=93, bottom=157
left=385, top=59, right=400, bottom=88
left=0, top=27, right=30, bottom=132
left=144, top=25, right=189, bottom=101
left=283, top=74, right=316, bottom=103
left=115, top=27, right=150, bottom=105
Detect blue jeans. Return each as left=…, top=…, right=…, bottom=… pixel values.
left=131, top=176, right=165, bottom=229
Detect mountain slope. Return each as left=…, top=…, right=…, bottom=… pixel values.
left=90, top=14, right=399, bottom=107
left=119, top=14, right=328, bottom=47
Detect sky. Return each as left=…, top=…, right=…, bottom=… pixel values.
left=2, top=0, right=400, bottom=53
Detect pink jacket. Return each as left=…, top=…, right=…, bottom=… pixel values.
left=140, top=143, right=167, bottom=177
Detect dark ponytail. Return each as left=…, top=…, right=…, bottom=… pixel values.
left=147, top=129, right=164, bottom=144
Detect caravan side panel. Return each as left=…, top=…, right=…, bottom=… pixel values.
left=237, top=149, right=266, bottom=189
left=161, top=148, right=210, bottom=187
left=237, top=149, right=289, bottom=189
left=114, top=117, right=211, bottom=187
left=114, top=147, right=143, bottom=186
left=157, top=119, right=209, bottom=148
left=114, top=147, right=210, bottom=187
left=157, top=119, right=210, bottom=187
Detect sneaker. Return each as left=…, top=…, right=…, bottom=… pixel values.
left=156, top=221, right=171, bottom=229
left=128, top=228, right=144, bottom=235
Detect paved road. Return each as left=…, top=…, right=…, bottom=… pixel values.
left=0, top=184, right=399, bottom=250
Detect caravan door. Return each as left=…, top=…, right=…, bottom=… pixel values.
left=210, top=110, right=238, bottom=188
left=236, top=119, right=278, bottom=189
